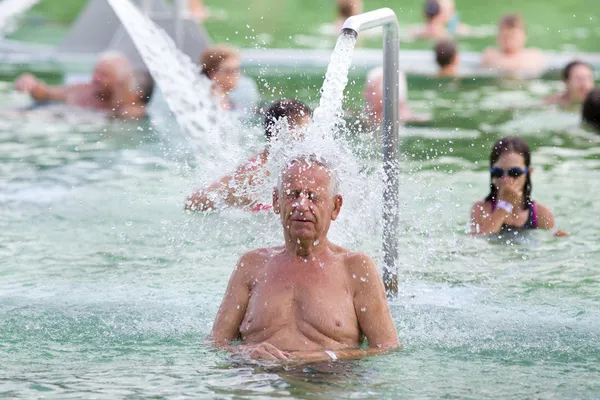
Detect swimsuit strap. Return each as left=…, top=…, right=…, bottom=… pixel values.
left=530, top=202, right=538, bottom=229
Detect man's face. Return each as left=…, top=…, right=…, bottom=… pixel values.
left=566, top=64, right=594, bottom=102
left=92, top=60, right=120, bottom=97
left=498, top=27, right=526, bottom=54
left=274, top=162, right=342, bottom=242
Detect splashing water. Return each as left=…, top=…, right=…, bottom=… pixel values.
left=260, top=32, right=382, bottom=248
left=311, top=32, right=357, bottom=140
left=107, top=0, right=252, bottom=182
left=0, top=0, right=39, bottom=36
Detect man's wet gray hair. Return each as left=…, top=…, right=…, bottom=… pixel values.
left=277, top=154, right=341, bottom=197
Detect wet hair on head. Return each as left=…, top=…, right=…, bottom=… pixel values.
left=562, top=60, right=593, bottom=81
left=134, top=71, right=155, bottom=105
left=434, top=39, right=457, bottom=67
left=424, top=0, right=441, bottom=20
left=199, top=44, right=239, bottom=78
left=278, top=154, right=341, bottom=196
left=485, top=136, right=533, bottom=209
left=263, top=99, right=312, bottom=141
left=499, top=13, right=525, bottom=30
left=582, top=87, right=600, bottom=131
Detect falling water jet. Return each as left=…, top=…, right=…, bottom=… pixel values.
left=107, top=0, right=250, bottom=183
left=0, top=0, right=39, bottom=36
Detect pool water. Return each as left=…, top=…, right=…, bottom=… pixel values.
left=1, top=74, right=599, bottom=399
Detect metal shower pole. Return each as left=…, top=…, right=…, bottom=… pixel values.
left=341, top=8, right=400, bottom=297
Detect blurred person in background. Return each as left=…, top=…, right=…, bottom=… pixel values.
left=364, top=67, right=414, bottom=125
left=414, top=0, right=468, bottom=40
left=481, top=14, right=543, bottom=73
left=200, top=44, right=241, bottom=110
left=582, top=87, right=600, bottom=132
left=188, top=0, right=206, bottom=21
left=545, top=61, right=595, bottom=107
left=185, top=99, right=312, bottom=212
left=335, top=0, right=363, bottom=30
left=14, top=52, right=146, bottom=119
left=435, top=39, right=459, bottom=77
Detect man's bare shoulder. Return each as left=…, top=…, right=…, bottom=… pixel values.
left=237, top=246, right=283, bottom=270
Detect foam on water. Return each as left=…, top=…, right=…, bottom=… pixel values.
left=0, top=0, right=39, bottom=36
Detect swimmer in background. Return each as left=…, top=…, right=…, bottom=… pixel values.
left=14, top=52, right=147, bottom=120
left=335, top=0, right=363, bottom=30
left=200, top=45, right=241, bottom=110
left=185, top=99, right=312, bottom=212
left=582, top=87, right=600, bottom=132
left=209, top=154, right=400, bottom=362
left=470, top=136, right=567, bottom=237
left=481, top=14, right=544, bottom=74
left=363, top=67, right=429, bottom=126
left=435, top=39, right=459, bottom=77
left=545, top=61, right=595, bottom=107
left=414, top=0, right=469, bottom=40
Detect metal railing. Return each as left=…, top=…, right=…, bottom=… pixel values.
left=341, top=8, right=400, bottom=297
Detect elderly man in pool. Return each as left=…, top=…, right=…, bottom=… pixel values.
left=209, top=155, right=400, bottom=362
left=14, top=52, right=147, bottom=120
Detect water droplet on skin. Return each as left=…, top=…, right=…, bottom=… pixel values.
left=313, top=240, right=319, bottom=246
left=352, top=274, right=356, bottom=279
left=360, top=276, right=367, bottom=282
left=236, top=305, right=240, bottom=309
left=319, top=262, right=325, bottom=268
left=360, top=307, right=367, bottom=312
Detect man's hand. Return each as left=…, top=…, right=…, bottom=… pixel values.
left=238, top=342, right=291, bottom=361
left=498, top=179, right=523, bottom=208
left=15, top=73, right=39, bottom=93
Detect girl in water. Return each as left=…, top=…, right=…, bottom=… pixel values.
left=470, top=136, right=567, bottom=237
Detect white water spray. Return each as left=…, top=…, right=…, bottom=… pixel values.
left=0, top=0, right=39, bottom=36
left=107, top=0, right=251, bottom=182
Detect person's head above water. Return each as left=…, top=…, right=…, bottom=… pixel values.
left=263, top=99, right=312, bottom=142
left=364, top=66, right=408, bottom=123
left=133, top=71, right=155, bottom=106
left=92, top=52, right=134, bottom=99
left=424, top=0, right=454, bottom=23
left=337, top=0, right=363, bottom=20
left=562, top=61, right=595, bottom=103
left=273, top=155, right=342, bottom=244
left=200, top=44, right=241, bottom=93
left=497, top=14, right=527, bottom=55
left=435, top=39, right=458, bottom=75
left=486, top=136, right=533, bottom=208
left=582, top=87, right=600, bottom=132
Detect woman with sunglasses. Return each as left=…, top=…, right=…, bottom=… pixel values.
left=470, top=136, right=568, bottom=237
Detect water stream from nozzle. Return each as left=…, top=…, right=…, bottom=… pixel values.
left=0, top=0, right=39, bottom=36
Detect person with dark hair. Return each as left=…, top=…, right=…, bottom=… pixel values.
left=335, top=0, right=363, bottom=30
left=582, top=87, right=600, bottom=131
left=481, top=14, right=543, bottom=73
left=185, top=99, right=312, bottom=212
left=546, top=61, right=595, bottom=106
left=134, top=71, right=155, bottom=106
left=470, top=136, right=567, bottom=237
left=414, top=0, right=469, bottom=39
left=434, top=39, right=459, bottom=77
left=199, top=44, right=240, bottom=110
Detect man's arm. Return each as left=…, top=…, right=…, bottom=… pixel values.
left=15, top=73, right=68, bottom=103
left=208, top=252, right=254, bottom=346
left=185, top=167, right=255, bottom=211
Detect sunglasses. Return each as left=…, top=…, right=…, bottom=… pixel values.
left=490, top=166, right=529, bottom=179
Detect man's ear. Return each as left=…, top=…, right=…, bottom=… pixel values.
left=331, top=194, right=343, bottom=221
left=272, top=188, right=280, bottom=214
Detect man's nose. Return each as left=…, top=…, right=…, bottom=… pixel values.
left=295, top=195, right=310, bottom=211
